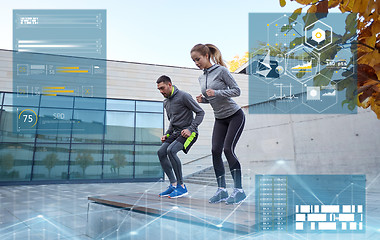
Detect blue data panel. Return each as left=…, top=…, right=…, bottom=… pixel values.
left=255, top=175, right=366, bottom=233
left=249, top=13, right=357, bottom=114
left=13, top=10, right=106, bottom=134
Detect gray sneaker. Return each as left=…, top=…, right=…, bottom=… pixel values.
left=209, top=188, right=229, bottom=203
left=226, top=188, right=246, bottom=205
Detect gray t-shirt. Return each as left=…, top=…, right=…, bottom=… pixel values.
left=198, top=64, right=241, bottom=119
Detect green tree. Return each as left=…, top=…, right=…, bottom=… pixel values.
left=1, top=153, right=14, bottom=172
left=76, top=151, right=94, bottom=177
left=110, top=152, right=127, bottom=176
left=42, top=153, right=59, bottom=178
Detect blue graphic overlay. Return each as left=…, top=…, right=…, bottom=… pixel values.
left=249, top=13, right=357, bottom=114
left=13, top=10, right=107, bottom=134
left=255, top=175, right=366, bottom=233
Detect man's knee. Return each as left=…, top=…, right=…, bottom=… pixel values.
left=157, top=147, right=167, bottom=159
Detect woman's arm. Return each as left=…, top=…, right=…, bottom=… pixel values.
left=214, top=68, right=241, bottom=98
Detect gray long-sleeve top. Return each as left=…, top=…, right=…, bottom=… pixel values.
left=164, top=85, right=205, bottom=135
left=198, top=64, right=241, bottom=119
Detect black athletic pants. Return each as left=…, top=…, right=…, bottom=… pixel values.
left=212, top=109, right=245, bottom=189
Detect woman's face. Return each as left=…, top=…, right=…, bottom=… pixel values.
left=191, top=51, right=211, bottom=70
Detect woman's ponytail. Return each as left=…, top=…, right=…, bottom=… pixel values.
left=205, top=44, right=226, bottom=67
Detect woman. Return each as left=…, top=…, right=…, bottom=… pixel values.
left=190, top=43, right=246, bottom=205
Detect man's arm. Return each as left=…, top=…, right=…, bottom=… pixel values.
left=183, top=92, right=205, bottom=133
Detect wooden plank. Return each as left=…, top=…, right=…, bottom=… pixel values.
left=88, top=193, right=256, bottom=234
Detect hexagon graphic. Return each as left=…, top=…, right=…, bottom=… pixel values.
left=302, top=76, right=338, bottom=113
left=285, top=45, right=319, bottom=83
left=268, top=78, right=303, bottom=113
left=312, top=28, right=325, bottom=43
left=305, top=20, right=333, bottom=51
left=248, top=45, right=285, bottom=84
left=266, top=14, right=304, bottom=49
left=319, top=48, right=355, bottom=82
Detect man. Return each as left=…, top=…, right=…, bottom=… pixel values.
left=156, top=75, right=204, bottom=198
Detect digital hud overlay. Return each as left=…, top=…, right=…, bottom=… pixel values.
left=248, top=13, right=357, bottom=114
left=255, top=175, right=366, bottom=233
left=13, top=9, right=106, bottom=134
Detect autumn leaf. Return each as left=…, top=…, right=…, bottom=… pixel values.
left=316, top=0, right=328, bottom=13
left=328, top=0, right=340, bottom=8
left=278, top=0, right=380, bottom=118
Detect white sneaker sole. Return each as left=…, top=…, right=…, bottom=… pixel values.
left=168, top=192, right=188, bottom=199
left=209, top=197, right=228, bottom=203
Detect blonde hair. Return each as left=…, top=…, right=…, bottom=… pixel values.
left=191, top=43, right=227, bottom=67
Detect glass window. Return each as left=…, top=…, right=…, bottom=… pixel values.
left=3, top=93, right=40, bottom=107
left=0, top=107, right=37, bottom=143
left=69, top=144, right=103, bottom=180
left=106, top=99, right=135, bottom=111
left=104, top=111, right=134, bottom=144
left=103, top=145, right=134, bottom=179
left=36, top=108, right=73, bottom=143
left=74, top=97, right=105, bottom=110
left=136, top=101, right=163, bottom=113
left=71, top=110, right=105, bottom=143
left=0, top=92, right=3, bottom=105
left=134, top=145, right=162, bottom=179
left=0, top=143, right=34, bottom=182
left=135, top=113, right=163, bottom=144
left=40, top=95, right=73, bottom=108
left=32, top=144, right=70, bottom=180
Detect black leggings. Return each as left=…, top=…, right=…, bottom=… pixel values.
left=212, top=109, right=245, bottom=189
left=157, top=141, right=184, bottom=185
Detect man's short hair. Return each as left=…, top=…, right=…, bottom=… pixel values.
left=156, top=75, right=172, bottom=84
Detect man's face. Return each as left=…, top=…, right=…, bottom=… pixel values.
left=157, top=81, right=172, bottom=98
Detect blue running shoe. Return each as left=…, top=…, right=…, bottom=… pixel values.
left=159, top=185, right=176, bottom=197
left=168, top=185, right=188, bottom=198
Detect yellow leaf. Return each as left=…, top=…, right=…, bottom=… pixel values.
left=370, top=93, right=380, bottom=119
left=339, top=0, right=355, bottom=12
left=295, top=0, right=313, bottom=4
left=280, top=0, right=286, bottom=7
left=371, top=21, right=380, bottom=36
left=328, top=0, right=340, bottom=8
left=366, top=35, right=376, bottom=48
left=354, top=0, right=370, bottom=13
left=307, top=4, right=318, bottom=13
left=294, top=7, right=302, bottom=14
left=364, top=0, right=375, bottom=17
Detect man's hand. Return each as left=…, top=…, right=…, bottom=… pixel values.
left=196, top=94, right=203, bottom=103
left=161, top=135, right=167, bottom=143
left=206, top=89, right=215, bottom=97
left=181, top=129, right=191, bottom=138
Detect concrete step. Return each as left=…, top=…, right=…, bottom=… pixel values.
left=186, top=176, right=234, bottom=183
left=184, top=161, right=235, bottom=187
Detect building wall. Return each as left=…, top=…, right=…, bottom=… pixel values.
left=3, top=49, right=380, bottom=186
left=0, top=50, right=248, bottom=168
left=236, top=107, right=380, bottom=186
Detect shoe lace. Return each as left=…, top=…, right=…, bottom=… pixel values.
left=230, top=188, right=240, bottom=198
left=213, top=188, right=224, bottom=197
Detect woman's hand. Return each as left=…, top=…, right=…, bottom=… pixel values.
left=196, top=94, right=203, bottom=103
left=206, top=89, right=215, bottom=97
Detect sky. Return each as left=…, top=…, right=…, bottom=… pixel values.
left=0, top=0, right=336, bottom=68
